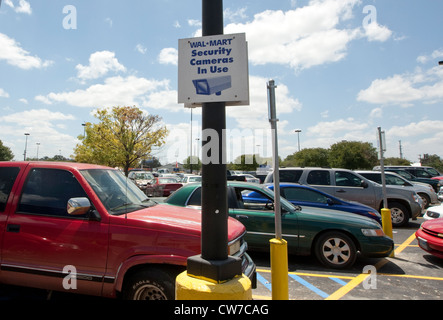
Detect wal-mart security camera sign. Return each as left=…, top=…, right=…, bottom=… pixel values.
left=178, top=33, right=249, bottom=107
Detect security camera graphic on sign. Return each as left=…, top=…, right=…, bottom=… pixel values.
left=192, top=75, right=232, bottom=96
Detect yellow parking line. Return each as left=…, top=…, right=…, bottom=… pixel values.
left=326, top=232, right=417, bottom=300
left=256, top=268, right=354, bottom=280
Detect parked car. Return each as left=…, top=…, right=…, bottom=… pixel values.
left=374, top=167, right=443, bottom=193
left=356, top=170, right=438, bottom=209
left=128, top=171, right=154, bottom=191
left=181, top=175, right=202, bottom=184
left=439, top=187, right=443, bottom=202
left=423, top=204, right=443, bottom=220
left=164, top=181, right=394, bottom=269
left=237, top=174, right=260, bottom=184
left=149, top=177, right=183, bottom=197
left=264, top=167, right=423, bottom=227
left=374, top=165, right=443, bottom=188
left=0, top=162, right=255, bottom=299
left=416, top=218, right=443, bottom=259
left=244, top=183, right=382, bottom=224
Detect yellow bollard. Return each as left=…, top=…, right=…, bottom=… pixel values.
left=270, top=238, right=289, bottom=300
left=381, top=208, right=395, bottom=257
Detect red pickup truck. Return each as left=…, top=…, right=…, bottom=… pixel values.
left=0, top=162, right=255, bottom=299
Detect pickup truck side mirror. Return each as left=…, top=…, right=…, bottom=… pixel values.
left=361, top=180, right=369, bottom=188
left=68, top=197, right=102, bottom=221
left=67, top=197, right=91, bottom=216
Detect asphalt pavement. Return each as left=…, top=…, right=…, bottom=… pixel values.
left=251, top=217, right=443, bottom=300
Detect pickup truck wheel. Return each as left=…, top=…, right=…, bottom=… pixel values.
left=122, top=268, right=175, bottom=300
left=389, top=202, right=409, bottom=227
left=314, top=231, right=357, bottom=269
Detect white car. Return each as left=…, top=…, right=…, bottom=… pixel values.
left=182, top=175, right=202, bottom=184
left=237, top=174, right=260, bottom=183
left=423, top=204, right=443, bottom=220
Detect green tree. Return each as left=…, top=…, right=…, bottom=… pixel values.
left=183, top=156, right=201, bottom=173
left=421, top=154, right=443, bottom=172
left=328, top=141, right=378, bottom=170
left=0, top=140, right=14, bottom=161
left=282, top=148, right=329, bottom=167
left=231, top=154, right=260, bottom=171
left=384, top=157, right=411, bottom=166
left=73, top=106, right=168, bottom=175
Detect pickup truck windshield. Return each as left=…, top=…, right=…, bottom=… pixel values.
left=81, top=169, right=155, bottom=215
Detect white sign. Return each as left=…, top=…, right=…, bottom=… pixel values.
left=178, top=33, right=249, bottom=107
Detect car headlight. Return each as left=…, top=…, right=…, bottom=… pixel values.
left=361, top=228, right=385, bottom=237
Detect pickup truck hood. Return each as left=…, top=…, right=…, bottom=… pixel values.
left=122, top=204, right=246, bottom=241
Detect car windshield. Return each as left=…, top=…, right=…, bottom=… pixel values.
left=81, top=169, right=156, bottom=215
left=134, top=172, right=153, bottom=180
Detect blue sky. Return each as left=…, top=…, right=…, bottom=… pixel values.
left=1, top=0, right=443, bottom=165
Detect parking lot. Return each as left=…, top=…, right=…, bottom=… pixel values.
left=0, top=217, right=441, bottom=301
left=251, top=217, right=443, bottom=300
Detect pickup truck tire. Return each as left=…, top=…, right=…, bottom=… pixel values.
left=314, top=231, right=357, bottom=269
left=122, top=268, right=176, bottom=300
left=388, top=202, right=409, bottom=227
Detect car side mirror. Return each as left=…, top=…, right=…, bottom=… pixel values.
left=361, top=180, right=368, bottom=188
left=67, top=197, right=91, bottom=216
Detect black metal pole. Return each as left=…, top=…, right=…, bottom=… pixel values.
left=186, top=0, right=241, bottom=282
left=201, top=0, right=227, bottom=261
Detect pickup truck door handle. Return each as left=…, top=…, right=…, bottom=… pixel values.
left=6, top=224, right=20, bottom=233
left=235, top=215, right=249, bottom=219
left=336, top=189, right=346, bottom=193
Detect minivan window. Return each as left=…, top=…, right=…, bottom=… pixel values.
left=335, top=171, right=363, bottom=187
left=0, top=167, right=20, bottom=212
left=279, top=170, right=303, bottom=183
left=306, top=170, right=330, bottom=185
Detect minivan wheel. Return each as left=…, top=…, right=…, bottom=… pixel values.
left=122, top=268, right=175, bottom=300
left=315, top=231, right=357, bottom=269
left=389, top=202, right=409, bottom=227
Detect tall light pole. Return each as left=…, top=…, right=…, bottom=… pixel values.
left=23, top=133, right=30, bottom=161
left=439, top=61, right=443, bottom=65
left=294, top=129, right=302, bottom=152
left=36, top=142, right=40, bottom=161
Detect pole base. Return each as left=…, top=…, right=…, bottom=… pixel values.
left=175, top=271, right=252, bottom=300
left=186, top=254, right=242, bottom=284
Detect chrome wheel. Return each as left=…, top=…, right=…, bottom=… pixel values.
left=315, top=232, right=356, bottom=269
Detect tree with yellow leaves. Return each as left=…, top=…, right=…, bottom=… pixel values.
left=73, top=106, right=168, bottom=176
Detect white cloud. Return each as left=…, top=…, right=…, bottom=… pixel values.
left=36, top=75, right=172, bottom=108
left=0, top=88, right=9, bottom=98
left=363, top=22, right=392, bottom=42
left=135, top=44, right=147, bottom=55
left=0, top=109, right=75, bottom=126
left=221, top=0, right=372, bottom=71
left=0, top=33, right=53, bottom=69
left=357, top=65, right=443, bottom=106
left=158, top=48, right=178, bottom=65
left=226, top=76, right=302, bottom=130
left=4, top=0, right=32, bottom=15
left=75, top=51, right=126, bottom=81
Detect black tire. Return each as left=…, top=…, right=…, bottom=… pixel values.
left=315, top=231, right=357, bottom=269
left=388, top=202, right=409, bottom=227
left=122, top=268, right=176, bottom=300
left=418, top=193, right=430, bottom=209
